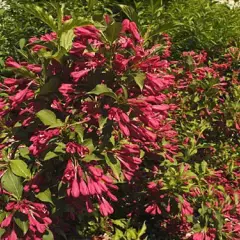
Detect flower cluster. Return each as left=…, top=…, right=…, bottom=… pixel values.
left=0, top=13, right=239, bottom=239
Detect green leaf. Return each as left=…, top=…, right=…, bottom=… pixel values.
left=36, top=188, right=53, bottom=205
left=104, top=153, right=122, bottom=181
left=44, top=151, right=58, bottom=161
left=83, top=154, right=103, bottom=162
left=112, top=219, right=126, bottom=228
left=1, top=169, right=23, bottom=200
left=19, top=38, right=26, bottom=50
left=39, top=77, right=61, bottom=95
left=87, top=0, right=96, bottom=11
left=25, top=5, right=57, bottom=31
left=98, top=116, right=108, bottom=129
left=10, top=160, right=31, bottom=179
left=0, top=228, right=5, bottom=238
left=88, top=84, right=117, bottom=100
left=60, top=29, right=75, bottom=51
left=43, top=229, right=54, bottom=240
left=105, top=22, right=122, bottom=43
left=126, top=228, right=137, bottom=239
left=54, top=142, right=66, bottom=153
left=14, top=217, right=29, bottom=235
left=19, top=147, right=30, bottom=160
left=36, top=109, right=63, bottom=127
left=134, top=73, right=145, bottom=90
left=138, top=221, right=147, bottom=238
left=118, top=4, right=138, bottom=23
left=0, top=212, right=6, bottom=222
left=83, top=139, right=95, bottom=153
left=201, top=160, right=207, bottom=173
left=74, top=125, right=84, bottom=143
left=58, top=18, right=92, bottom=36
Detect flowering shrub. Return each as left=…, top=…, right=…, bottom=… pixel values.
left=0, top=6, right=239, bottom=240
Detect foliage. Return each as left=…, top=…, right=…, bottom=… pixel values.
left=162, top=0, right=240, bottom=57
left=0, top=2, right=239, bottom=240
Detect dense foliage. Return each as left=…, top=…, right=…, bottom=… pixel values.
left=0, top=1, right=239, bottom=240
left=1, top=0, right=240, bottom=62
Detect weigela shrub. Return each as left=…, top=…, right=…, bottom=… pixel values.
left=0, top=9, right=239, bottom=239
left=0, top=15, right=177, bottom=239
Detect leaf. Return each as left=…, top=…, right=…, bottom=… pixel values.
left=88, top=84, right=117, bottom=100
left=74, top=125, right=84, bottom=143
left=104, top=153, right=122, bottom=181
left=36, top=188, right=53, bottom=205
left=118, top=4, right=138, bottom=23
left=44, top=151, right=58, bottom=161
left=83, top=154, right=102, bottom=162
left=43, top=229, right=54, bottom=240
left=36, top=109, right=63, bottom=127
left=105, top=22, right=122, bottom=43
left=19, top=38, right=26, bottom=50
left=87, top=0, right=96, bottom=11
left=134, top=73, right=145, bottom=90
left=1, top=169, right=23, bottom=200
left=18, top=147, right=30, bottom=160
left=0, top=228, right=5, bottom=238
left=60, top=29, right=75, bottom=51
left=0, top=212, right=6, bottom=222
left=98, top=116, right=108, bottom=129
left=54, top=142, right=66, bottom=153
left=14, top=217, right=29, bottom=235
left=25, top=5, right=57, bottom=31
left=39, top=77, right=61, bottom=95
left=201, top=160, right=207, bottom=173
left=138, top=221, right=147, bottom=237
left=10, top=160, right=31, bottom=179
left=126, top=228, right=137, bottom=239
left=58, top=18, right=92, bottom=36
left=83, top=139, right=95, bottom=153
left=112, top=219, right=126, bottom=228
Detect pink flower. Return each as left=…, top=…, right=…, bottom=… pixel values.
left=3, top=78, right=17, bottom=86
left=66, top=142, right=89, bottom=157
left=74, top=26, right=100, bottom=39
left=193, top=232, right=204, bottom=240
left=29, top=36, right=39, bottom=44
left=40, top=32, right=57, bottom=42
left=5, top=57, right=21, bottom=68
left=99, top=197, right=114, bottom=216
left=79, top=179, right=89, bottom=196
left=71, top=178, right=80, bottom=198
left=71, top=69, right=90, bottom=82
left=121, top=19, right=130, bottom=33
left=1, top=214, right=13, bottom=227
left=129, top=22, right=141, bottom=41
left=27, top=64, right=42, bottom=73
left=2, top=228, right=17, bottom=240
left=145, top=203, right=161, bottom=215
left=31, top=44, right=46, bottom=52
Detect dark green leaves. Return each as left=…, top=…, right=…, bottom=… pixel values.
left=105, top=22, right=122, bottom=43
left=1, top=169, right=23, bottom=200
left=104, top=153, right=122, bottom=181
left=10, top=160, right=31, bottom=179
left=118, top=4, right=138, bottom=23
left=43, top=230, right=54, bottom=240
left=19, top=38, right=26, bottom=50
left=14, top=217, right=29, bottom=235
left=35, top=188, right=54, bottom=205
left=88, top=84, right=118, bottom=100
left=25, top=5, right=57, bottom=31
left=60, top=29, right=75, bottom=51
left=36, top=109, right=63, bottom=128
left=134, top=73, right=145, bottom=90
